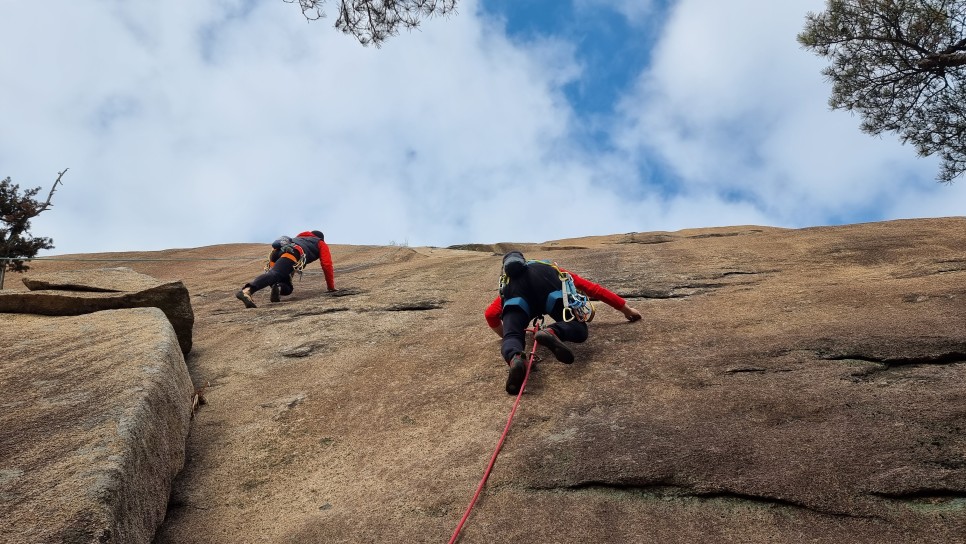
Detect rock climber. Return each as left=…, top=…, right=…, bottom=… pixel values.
left=236, top=230, right=335, bottom=308
left=484, top=250, right=642, bottom=395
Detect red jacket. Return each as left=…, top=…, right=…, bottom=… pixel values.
left=484, top=268, right=625, bottom=328
left=295, top=231, right=336, bottom=290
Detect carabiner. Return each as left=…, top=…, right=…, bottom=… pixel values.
left=562, top=306, right=575, bottom=322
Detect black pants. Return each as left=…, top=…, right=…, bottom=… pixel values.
left=245, top=257, right=295, bottom=296
left=500, top=304, right=589, bottom=363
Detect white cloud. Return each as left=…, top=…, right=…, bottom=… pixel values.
left=3, top=0, right=593, bottom=252
left=612, top=0, right=952, bottom=227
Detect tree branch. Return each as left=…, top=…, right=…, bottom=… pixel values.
left=917, top=52, right=966, bottom=69
left=35, top=168, right=68, bottom=214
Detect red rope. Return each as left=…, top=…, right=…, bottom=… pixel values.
left=447, top=330, right=540, bottom=544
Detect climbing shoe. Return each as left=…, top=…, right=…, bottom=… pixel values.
left=270, top=283, right=281, bottom=303
left=505, top=354, right=527, bottom=395
left=535, top=329, right=574, bottom=364
left=236, top=289, right=257, bottom=309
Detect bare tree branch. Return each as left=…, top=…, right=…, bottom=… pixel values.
left=35, top=168, right=68, bottom=214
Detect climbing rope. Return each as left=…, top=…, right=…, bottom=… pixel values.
left=448, top=319, right=544, bottom=544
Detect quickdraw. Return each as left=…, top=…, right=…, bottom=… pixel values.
left=552, top=263, right=594, bottom=323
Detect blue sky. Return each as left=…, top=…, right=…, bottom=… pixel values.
left=1, top=0, right=963, bottom=255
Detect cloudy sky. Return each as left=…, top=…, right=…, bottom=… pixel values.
left=1, top=0, right=963, bottom=255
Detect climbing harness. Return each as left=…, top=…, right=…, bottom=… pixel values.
left=263, top=243, right=307, bottom=280
left=448, top=318, right=545, bottom=544
left=500, top=260, right=595, bottom=323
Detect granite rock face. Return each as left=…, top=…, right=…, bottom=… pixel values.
left=0, top=267, right=194, bottom=354
left=0, top=308, right=193, bottom=544
left=4, top=219, right=966, bottom=543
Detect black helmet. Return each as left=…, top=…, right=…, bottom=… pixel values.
left=310, top=230, right=324, bottom=240
left=502, top=251, right=527, bottom=278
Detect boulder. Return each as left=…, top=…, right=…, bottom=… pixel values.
left=0, top=267, right=194, bottom=354
left=0, top=308, right=193, bottom=544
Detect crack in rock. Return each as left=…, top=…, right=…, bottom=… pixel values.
left=616, top=234, right=677, bottom=245
left=538, top=245, right=589, bottom=251
left=676, top=282, right=729, bottom=289
left=618, top=289, right=692, bottom=299
left=725, top=367, right=768, bottom=374
left=384, top=301, right=446, bottom=311
left=687, top=229, right=764, bottom=239
left=618, top=271, right=767, bottom=300
left=528, top=481, right=880, bottom=520
left=823, top=352, right=966, bottom=370
left=619, top=284, right=725, bottom=299
left=446, top=243, right=498, bottom=252
left=869, top=489, right=966, bottom=508
left=713, top=269, right=776, bottom=278
left=291, top=307, right=351, bottom=318
left=264, top=307, right=351, bottom=325
left=326, top=288, right=363, bottom=297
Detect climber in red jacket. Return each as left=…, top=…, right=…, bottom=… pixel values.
left=485, top=250, right=642, bottom=394
left=236, top=230, right=335, bottom=308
